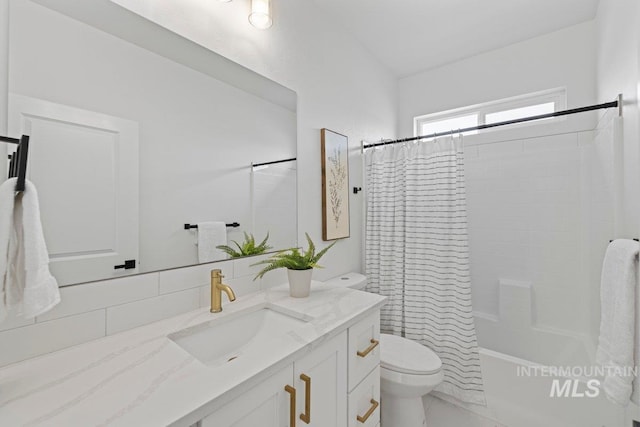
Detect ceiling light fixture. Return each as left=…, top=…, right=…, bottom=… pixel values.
left=249, top=0, right=272, bottom=29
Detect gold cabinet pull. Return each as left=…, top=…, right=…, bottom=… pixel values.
left=357, top=339, right=379, bottom=358
left=356, top=398, right=379, bottom=423
left=299, top=374, right=311, bottom=424
left=285, top=385, right=296, bottom=427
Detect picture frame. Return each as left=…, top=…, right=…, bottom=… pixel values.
left=321, top=128, right=350, bottom=240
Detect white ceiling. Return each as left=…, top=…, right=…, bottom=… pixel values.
left=312, top=0, right=600, bottom=77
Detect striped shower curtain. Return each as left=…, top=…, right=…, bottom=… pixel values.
left=364, top=136, right=485, bottom=405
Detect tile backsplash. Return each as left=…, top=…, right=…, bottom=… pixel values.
left=0, top=255, right=287, bottom=368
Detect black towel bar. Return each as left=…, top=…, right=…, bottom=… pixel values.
left=184, top=222, right=240, bottom=230
left=2, top=134, right=29, bottom=192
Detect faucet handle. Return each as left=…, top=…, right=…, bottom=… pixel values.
left=211, top=269, right=225, bottom=279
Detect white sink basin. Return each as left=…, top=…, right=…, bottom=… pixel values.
left=169, top=308, right=307, bottom=366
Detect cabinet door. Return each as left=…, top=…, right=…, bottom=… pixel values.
left=348, top=311, right=380, bottom=391
left=201, top=364, right=294, bottom=427
left=294, top=331, right=347, bottom=427
left=348, top=366, right=380, bottom=427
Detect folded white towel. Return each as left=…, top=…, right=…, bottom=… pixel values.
left=197, top=222, right=227, bottom=263
left=596, top=239, right=639, bottom=406
left=0, top=178, right=17, bottom=323
left=9, top=180, right=60, bottom=319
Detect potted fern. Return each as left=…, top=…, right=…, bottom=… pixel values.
left=253, top=233, right=336, bottom=297
left=216, top=232, right=272, bottom=258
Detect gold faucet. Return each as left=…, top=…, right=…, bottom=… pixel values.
left=210, top=269, right=236, bottom=313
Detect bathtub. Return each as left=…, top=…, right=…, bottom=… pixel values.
left=427, top=315, right=628, bottom=427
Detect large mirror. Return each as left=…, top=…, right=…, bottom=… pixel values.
left=2, top=0, right=297, bottom=286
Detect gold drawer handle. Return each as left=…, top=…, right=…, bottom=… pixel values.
left=285, top=385, right=296, bottom=427
left=356, top=398, right=379, bottom=423
left=300, top=374, right=311, bottom=424
left=357, top=339, right=379, bottom=358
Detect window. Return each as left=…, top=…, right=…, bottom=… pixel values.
left=414, top=88, right=566, bottom=138
left=485, top=102, right=554, bottom=124
left=420, top=114, right=479, bottom=137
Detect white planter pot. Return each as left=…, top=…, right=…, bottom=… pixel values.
left=287, top=268, right=313, bottom=298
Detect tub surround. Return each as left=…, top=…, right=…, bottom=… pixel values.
left=0, top=285, right=385, bottom=426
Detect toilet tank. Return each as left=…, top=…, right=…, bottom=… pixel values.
left=323, top=272, right=367, bottom=290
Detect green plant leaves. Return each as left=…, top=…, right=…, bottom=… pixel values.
left=216, top=232, right=272, bottom=258
left=252, top=233, right=336, bottom=280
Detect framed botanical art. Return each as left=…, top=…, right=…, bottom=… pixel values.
left=321, top=128, right=350, bottom=240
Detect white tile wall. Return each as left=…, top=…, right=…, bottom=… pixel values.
left=468, top=129, right=614, bottom=344
left=198, top=284, right=212, bottom=309
left=498, top=279, right=532, bottom=328
left=37, top=273, right=159, bottom=322
left=158, top=260, right=234, bottom=295
left=476, top=140, right=524, bottom=158
left=224, top=275, right=263, bottom=297
left=521, top=133, right=577, bottom=153
left=0, top=310, right=106, bottom=367
left=196, top=275, right=259, bottom=309
left=0, top=311, right=34, bottom=332
left=233, top=253, right=270, bottom=278
left=260, top=268, right=288, bottom=289
left=0, top=254, right=293, bottom=368
left=106, top=288, right=200, bottom=335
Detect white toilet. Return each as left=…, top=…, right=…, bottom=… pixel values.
left=323, top=273, right=444, bottom=427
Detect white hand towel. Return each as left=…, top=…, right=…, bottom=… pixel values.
left=596, top=239, right=639, bottom=406
left=0, top=178, right=17, bottom=323
left=10, top=180, right=60, bottom=318
left=197, top=222, right=227, bottom=263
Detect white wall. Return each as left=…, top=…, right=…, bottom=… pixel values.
left=0, top=0, right=8, bottom=179
left=596, top=0, right=640, bottom=239
left=108, top=0, right=398, bottom=280
left=399, top=21, right=597, bottom=138
left=596, top=1, right=640, bottom=424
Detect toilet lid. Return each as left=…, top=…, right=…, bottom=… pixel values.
left=380, top=334, right=442, bottom=375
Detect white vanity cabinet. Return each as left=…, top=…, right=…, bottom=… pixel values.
left=200, top=310, right=381, bottom=427
left=0, top=282, right=386, bottom=426
left=201, top=331, right=347, bottom=427
left=200, top=364, right=293, bottom=427
left=293, top=333, right=348, bottom=427
left=347, top=312, right=381, bottom=427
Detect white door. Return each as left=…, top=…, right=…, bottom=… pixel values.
left=200, top=364, right=294, bottom=427
left=294, top=332, right=348, bottom=427
left=9, top=94, right=139, bottom=285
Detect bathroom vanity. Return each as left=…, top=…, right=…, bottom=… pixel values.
left=0, top=286, right=385, bottom=426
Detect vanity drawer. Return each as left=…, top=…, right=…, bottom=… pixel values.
left=348, top=366, right=380, bottom=427
left=348, top=311, right=380, bottom=391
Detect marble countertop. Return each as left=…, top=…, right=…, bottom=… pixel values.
left=0, top=283, right=386, bottom=427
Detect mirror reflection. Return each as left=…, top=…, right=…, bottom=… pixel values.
left=251, top=159, right=298, bottom=253
left=3, top=0, right=298, bottom=286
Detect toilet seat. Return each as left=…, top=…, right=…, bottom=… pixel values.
left=380, top=334, right=442, bottom=375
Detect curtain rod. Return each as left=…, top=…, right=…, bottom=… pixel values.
left=252, top=157, right=297, bottom=168
left=364, top=95, right=622, bottom=150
